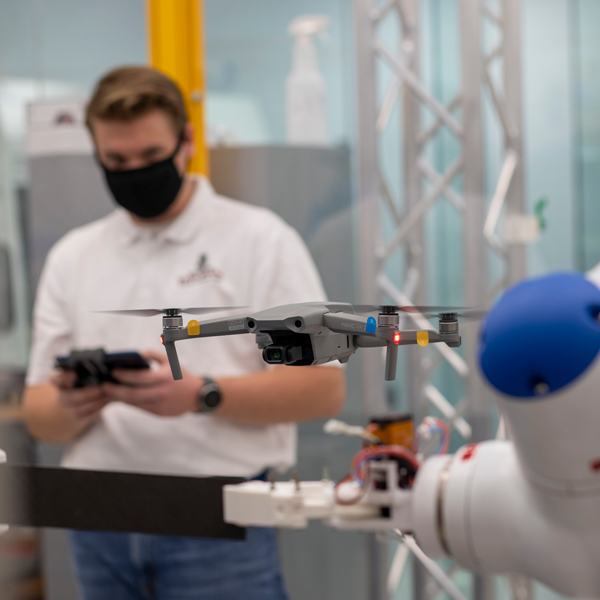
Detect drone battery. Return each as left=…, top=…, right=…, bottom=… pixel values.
left=367, top=413, right=414, bottom=448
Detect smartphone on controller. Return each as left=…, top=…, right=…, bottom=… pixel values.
left=55, top=348, right=150, bottom=388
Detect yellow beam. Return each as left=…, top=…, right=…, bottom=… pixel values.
left=146, top=0, right=208, bottom=175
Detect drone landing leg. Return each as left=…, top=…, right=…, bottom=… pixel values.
left=163, top=341, right=183, bottom=380
left=385, top=343, right=399, bottom=381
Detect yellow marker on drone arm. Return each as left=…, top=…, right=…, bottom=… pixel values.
left=187, top=320, right=200, bottom=336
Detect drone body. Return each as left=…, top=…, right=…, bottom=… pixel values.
left=158, top=302, right=463, bottom=382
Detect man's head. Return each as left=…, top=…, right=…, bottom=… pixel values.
left=87, top=66, right=196, bottom=220
left=87, top=66, right=194, bottom=171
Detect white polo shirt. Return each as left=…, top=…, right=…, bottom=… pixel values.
left=26, top=176, right=329, bottom=477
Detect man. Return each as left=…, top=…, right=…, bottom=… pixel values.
left=23, top=66, right=345, bottom=600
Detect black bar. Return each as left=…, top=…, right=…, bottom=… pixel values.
left=0, top=464, right=245, bottom=540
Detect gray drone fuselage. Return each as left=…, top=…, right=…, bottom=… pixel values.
left=160, top=302, right=461, bottom=382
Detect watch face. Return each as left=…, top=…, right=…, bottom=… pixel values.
left=204, top=389, right=221, bottom=409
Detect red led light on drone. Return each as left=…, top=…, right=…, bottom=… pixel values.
left=393, top=332, right=401, bottom=345
left=160, top=335, right=164, bottom=345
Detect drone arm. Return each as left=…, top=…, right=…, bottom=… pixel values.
left=353, top=336, right=386, bottom=348
left=354, top=329, right=455, bottom=382
left=176, top=316, right=251, bottom=339
left=161, top=317, right=250, bottom=343
left=322, top=312, right=373, bottom=336
left=161, top=316, right=251, bottom=380
left=355, top=330, right=448, bottom=345
left=324, top=314, right=456, bottom=347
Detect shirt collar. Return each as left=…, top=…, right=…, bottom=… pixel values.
left=114, top=176, right=214, bottom=247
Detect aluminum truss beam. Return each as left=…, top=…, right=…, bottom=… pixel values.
left=355, top=1, right=526, bottom=599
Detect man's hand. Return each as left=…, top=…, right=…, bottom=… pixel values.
left=50, top=370, right=108, bottom=421
left=103, top=350, right=201, bottom=417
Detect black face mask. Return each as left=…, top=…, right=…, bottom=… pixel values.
left=100, top=140, right=184, bottom=219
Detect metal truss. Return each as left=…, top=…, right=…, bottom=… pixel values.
left=355, top=0, right=526, bottom=599
left=481, top=0, right=527, bottom=294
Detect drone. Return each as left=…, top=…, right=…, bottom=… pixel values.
left=102, top=302, right=484, bottom=381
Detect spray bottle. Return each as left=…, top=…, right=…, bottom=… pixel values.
left=286, top=15, right=329, bottom=146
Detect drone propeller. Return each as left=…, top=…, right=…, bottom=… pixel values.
left=353, top=304, right=487, bottom=321
left=95, top=306, right=247, bottom=318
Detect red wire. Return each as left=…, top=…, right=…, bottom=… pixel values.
left=334, top=445, right=420, bottom=506
left=411, top=418, right=451, bottom=455
left=334, top=474, right=368, bottom=505
left=350, top=445, right=420, bottom=484
left=430, top=418, right=450, bottom=454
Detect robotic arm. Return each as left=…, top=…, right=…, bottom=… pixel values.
left=223, top=272, right=600, bottom=599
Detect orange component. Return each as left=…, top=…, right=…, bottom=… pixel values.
left=366, top=413, right=414, bottom=448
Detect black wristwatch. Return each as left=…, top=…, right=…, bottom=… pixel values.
left=196, top=377, right=222, bottom=413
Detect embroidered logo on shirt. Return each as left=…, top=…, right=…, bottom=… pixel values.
left=178, top=253, right=224, bottom=286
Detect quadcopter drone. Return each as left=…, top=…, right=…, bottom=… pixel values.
left=103, top=302, right=483, bottom=381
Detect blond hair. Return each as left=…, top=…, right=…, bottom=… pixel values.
left=86, top=66, right=187, bottom=136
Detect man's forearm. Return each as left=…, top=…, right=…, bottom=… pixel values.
left=213, top=365, right=345, bottom=425
left=22, top=384, right=95, bottom=444
left=23, top=366, right=346, bottom=438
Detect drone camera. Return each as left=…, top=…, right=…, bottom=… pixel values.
left=263, top=346, right=284, bottom=363
left=263, top=345, right=304, bottom=365
left=259, top=332, right=315, bottom=366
